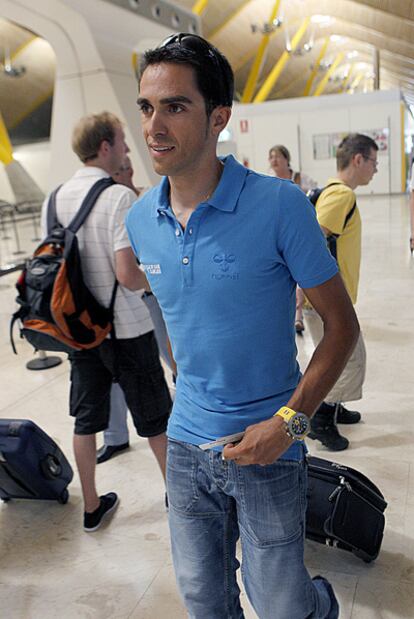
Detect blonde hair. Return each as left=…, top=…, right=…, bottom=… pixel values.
left=71, top=112, right=122, bottom=163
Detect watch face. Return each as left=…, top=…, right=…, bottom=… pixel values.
left=288, top=413, right=309, bottom=439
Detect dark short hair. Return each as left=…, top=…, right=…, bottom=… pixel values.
left=336, top=133, right=378, bottom=170
left=140, top=33, right=234, bottom=116
left=72, top=112, right=121, bottom=163
left=269, top=145, right=291, bottom=165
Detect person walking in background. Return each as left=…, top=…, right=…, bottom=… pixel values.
left=305, top=133, right=378, bottom=451
left=97, top=155, right=176, bottom=464
left=269, top=144, right=317, bottom=194
left=42, top=112, right=172, bottom=530
left=268, top=144, right=317, bottom=334
left=126, top=33, right=360, bottom=619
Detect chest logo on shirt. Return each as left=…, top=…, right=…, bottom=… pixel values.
left=212, top=253, right=239, bottom=280
left=142, top=263, right=162, bottom=275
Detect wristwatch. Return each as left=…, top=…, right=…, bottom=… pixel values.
left=274, top=406, right=310, bottom=441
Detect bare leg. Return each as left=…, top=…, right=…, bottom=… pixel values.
left=148, top=432, right=168, bottom=481
left=73, top=433, right=100, bottom=512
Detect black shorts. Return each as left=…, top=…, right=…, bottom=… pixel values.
left=69, top=331, right=171, bottom=437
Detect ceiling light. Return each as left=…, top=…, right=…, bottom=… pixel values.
left=311, top=15, right=334, bottom=27
left=330, top=35, right=345, bottom=44
left=347, top=51, right=358, bottom=59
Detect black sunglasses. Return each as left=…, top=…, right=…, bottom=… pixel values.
left=158, top=33, right=232, bottom=107
left=159, top=33, right=218, bottom=62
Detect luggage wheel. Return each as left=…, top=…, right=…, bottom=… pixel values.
left=57, top=489, right=69, bottom=504
left=41, top=454, right=62, bottom=479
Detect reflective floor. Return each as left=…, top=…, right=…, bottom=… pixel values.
left=0, top=193, right=413, bottom=618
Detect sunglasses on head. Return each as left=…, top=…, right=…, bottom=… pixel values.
left=159, top=33, right=217, bottom=60
left=157, top=33, right=232, bottom=107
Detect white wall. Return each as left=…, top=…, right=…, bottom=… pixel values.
left=226, top=89, right=406, bottom=195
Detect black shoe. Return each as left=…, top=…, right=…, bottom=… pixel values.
left=335, top=403, right=361, bottom=424
left=165, top=492, right=169, bottom=511
left=84, top=492, right=119, bottom=532
left=96, top=442, right=129, bottom=464
left=308, top=403, right=349, bottom=451
left=295, top=319, right=305, bottom=335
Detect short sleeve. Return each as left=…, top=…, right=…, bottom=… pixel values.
left=275, top=181, right=338, bottom=289
left=316, top=184, right=355, bottom=236
left=112, top=188, right=136, bottom=252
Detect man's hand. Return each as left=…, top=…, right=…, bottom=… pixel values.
left=222, top=416, right=293, bottom=466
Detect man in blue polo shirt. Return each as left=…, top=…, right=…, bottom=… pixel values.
left=127, top=33, right=359, bottom=619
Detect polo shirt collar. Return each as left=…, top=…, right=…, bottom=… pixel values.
left=153, top=155, right=248, bottom=218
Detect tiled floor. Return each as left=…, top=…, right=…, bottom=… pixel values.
left=0, top=193, right=413, bottom=618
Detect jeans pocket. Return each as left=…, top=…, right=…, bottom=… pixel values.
left=167, top=440, right=199, bottom=513
left=238, top=460, right=304, bottom=547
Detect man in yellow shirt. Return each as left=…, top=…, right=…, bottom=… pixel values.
left=305, top=133, right=378, bottom=450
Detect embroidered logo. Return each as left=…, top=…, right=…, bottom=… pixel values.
left=213, top=254, right=235, bottom=272
left=212, top=253, right=239, bottom=280
left=142, top=263, right=162, bottom=275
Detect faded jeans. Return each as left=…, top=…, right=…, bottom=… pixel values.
left=167, top=439, right=339, bottom=619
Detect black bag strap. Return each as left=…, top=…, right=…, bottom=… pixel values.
left=318, top=182, right=357, bottom=238
left=46, top=185, right=63, bottom=234
left=68, top=177, right=116, bottom=233
left=47, top=177, right=116, bottom=234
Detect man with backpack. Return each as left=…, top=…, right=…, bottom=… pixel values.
left=41, top=112, right=172, bottom=531
left=305, top=133, right=378, bottom=451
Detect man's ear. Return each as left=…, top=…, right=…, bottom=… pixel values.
left=210, top=106, right=232, bottom=136
left=98, top=140, right=110, bottom=158
left=353, top=153, right=364, bottom=167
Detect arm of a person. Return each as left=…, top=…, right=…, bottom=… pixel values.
left=115, top=247, right=149, bottom=291
left=320, top=224, right=332, bottom=237
left=223, top=273, right=359, bottom=465
left=166, top=336, right=178, bottom=377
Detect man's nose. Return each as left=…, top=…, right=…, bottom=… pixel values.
left=148, top=110, right=167, bottom=136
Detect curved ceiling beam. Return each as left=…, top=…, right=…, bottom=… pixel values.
left=253, top=16, right=311, bottom=103
left=208, top=0, right=253, bottom=39
left=302, top=36, right=329, bottom=96
left=192, top=0, right=210, bottom=16
left=314, top=52, right=345, bottom=96
left=241, top=0, right=282, bottom=103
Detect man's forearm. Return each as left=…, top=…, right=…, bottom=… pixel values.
left=288, top=273, right=360, bottom=417
left=288, top=311, right=359, bottom=417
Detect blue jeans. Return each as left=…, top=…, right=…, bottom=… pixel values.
left=167, top=440, right=339, bottom=619
left=104, top=383, right=129, bottom=445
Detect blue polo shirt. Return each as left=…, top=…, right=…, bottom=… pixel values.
left=126, top=155, right=338, bottom=460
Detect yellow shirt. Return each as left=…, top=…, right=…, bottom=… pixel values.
left=315, top=178, right=361, bottom=304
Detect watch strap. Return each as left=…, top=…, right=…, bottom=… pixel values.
left=274, top=406, right=297, bottom=422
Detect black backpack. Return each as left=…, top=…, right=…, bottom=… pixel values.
left=307, top=182, right=356, bottom=259
left=10, top=177, right=118, bottom=354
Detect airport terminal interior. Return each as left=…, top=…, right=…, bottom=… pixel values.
left=1, top=1, right=414, bottom=618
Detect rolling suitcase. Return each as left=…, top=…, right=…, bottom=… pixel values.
left=306, top=455, right=387, bottom=563
left=0, top=419, right=73, bottom=504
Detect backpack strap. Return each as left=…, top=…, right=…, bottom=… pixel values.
left=318, top=182, right=357, bottom=237
left=46, top=185, right=63, bottom=234
left=68, top=177, right=116, bottom=233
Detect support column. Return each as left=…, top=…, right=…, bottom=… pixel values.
left=373, top=47, right=380, bottom=90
